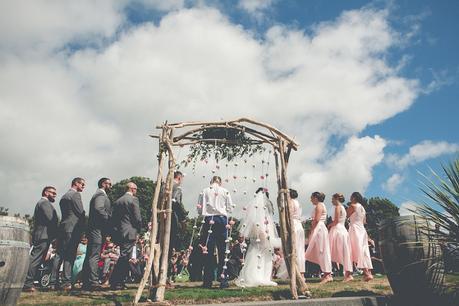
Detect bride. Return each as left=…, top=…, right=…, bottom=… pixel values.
left=235, top=188, right=281, bottom=287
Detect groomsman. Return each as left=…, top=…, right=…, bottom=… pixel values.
left=23, top=186, right=59, bottom=292
left=171, top=171, right=188, bottom=253
left=51, top=177, right=86, bottom=290
left=109, top=182, right=142, bottom=290
left=198, top=176, right=233, bottom=289
left=82, top=178, right=112, bottom=291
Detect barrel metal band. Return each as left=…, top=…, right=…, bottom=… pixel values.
left=0, top=221, right=30, bottom=231
left=0, top=240, right=30, bottom=249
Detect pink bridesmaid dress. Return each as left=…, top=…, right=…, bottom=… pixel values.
left=329, top=205, right=353, bottom=273
left=305, top=203, right=332, bottom=273
left=291, top=199, right=306, bottom=273
left=348, top=203, right=373, bottom=269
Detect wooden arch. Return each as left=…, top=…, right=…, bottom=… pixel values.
left=134, top=118, right=309, bottom=304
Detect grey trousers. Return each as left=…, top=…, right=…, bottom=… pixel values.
left=24, top=240, right=50, bottom=288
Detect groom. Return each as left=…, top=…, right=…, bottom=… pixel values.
left=197, top=176, right=233, bottom=289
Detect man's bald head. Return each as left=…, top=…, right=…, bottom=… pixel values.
left=126, top=182, right=138, bottom=196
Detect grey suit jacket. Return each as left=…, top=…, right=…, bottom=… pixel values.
left=32, top=198, right=59, bottom=244
left=111, top=193, right=142, bottom=242
left=88, top=189, right=112, bottom=240
left=172, top=183, right=188, bottom=228
left=59, top=189, right=85, bottom=233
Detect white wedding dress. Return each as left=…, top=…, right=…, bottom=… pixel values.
left=235, top=192, right=281, bottom=287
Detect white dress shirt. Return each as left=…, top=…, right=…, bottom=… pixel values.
left=198, top=183, right=233, bottom=216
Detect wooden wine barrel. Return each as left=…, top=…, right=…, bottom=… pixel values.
left=379, top=215, right=444, bottom=303
left=0, top=216, right=31, bottom=306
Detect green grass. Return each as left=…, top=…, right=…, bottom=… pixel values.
left=19, top=276, right=393, bottom=305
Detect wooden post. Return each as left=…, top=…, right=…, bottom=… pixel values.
left=134, top=130, right=166, bottom=304
left=155, top=129, right=176, bottom=302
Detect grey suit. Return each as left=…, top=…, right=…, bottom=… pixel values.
left=51, top=189, right=86, bottom=287
left=82, top=189, right=111, bottom=288
left=171, top=182, right=188, bottom=251
left=24, top=198, right=58, bottom=289
left=109, top=192, right=141, bottom=287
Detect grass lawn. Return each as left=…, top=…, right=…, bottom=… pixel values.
left=18, top=275, right=392, bottom=305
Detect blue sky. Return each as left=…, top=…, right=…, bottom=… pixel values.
left=0, top=0, right=457, bottom=217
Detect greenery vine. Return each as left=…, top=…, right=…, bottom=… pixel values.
left=178, top=127, right=266, bottom=170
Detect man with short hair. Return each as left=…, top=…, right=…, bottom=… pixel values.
left=51, top=177, right=86, bottom=290
left=82, top=177, right=112, bottom=291
left=23, top=186, right=59, bottom=292
left=171, top=171, right=188, bottom=253
left=198, top=176, right=233, bottom=289
left=109, top=182, right=142, bottom=290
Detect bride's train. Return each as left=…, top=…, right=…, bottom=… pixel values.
left=235, top=189, right=281, bottom=287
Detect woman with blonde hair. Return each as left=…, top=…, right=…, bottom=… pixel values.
left=347, top=192, right=373, bottom=281
left=328, top=193, right=353, bottom=282
left=305, top=192, right=332, bottom=283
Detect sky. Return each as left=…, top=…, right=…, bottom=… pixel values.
left=0, top=0, right=458, bottom=219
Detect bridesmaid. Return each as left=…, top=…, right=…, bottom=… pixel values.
left=289, top=189, right=305, bottom=276
left=328, top=193, right=353, bottom=282
left=305, top=192, right=332, bottom=283
left=347, top=192, right=373, bottom=281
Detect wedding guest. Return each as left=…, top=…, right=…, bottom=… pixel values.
left=82, top=177, right=112, bottom=291
left=72, top=235, right=88, bottom=286
left=347, top=192, right=373, bottom=281
left=51, top=177, right=86, bottom=291
left=328, top=193, right=353, bottom=282
left=197, top=176, right=233, bottom=289
left=100, top=242, right=119, bottom=285
left=23, top=186, right=59, bottom=292
left=289, top=189, right=306, bottom=276
left=305, top=192, right=332, bottom=283
left=110, top=182, right=142, bottom=290
left=226, top=236, right=245, bottom=280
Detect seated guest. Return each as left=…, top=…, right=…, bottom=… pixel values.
left=72, top=235, right=88, bottom=286
left=226, top=236, right=246, bottom=280
left=100, top=243, right=119, bottom=285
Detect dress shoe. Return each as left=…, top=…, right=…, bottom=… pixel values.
left=110, top=284, right=128, bottom=290
left=219, top=281, right=229, bottom=289
left=201, top=282, right=212, bottom=289
left=62, top=284, right=72, bottom=291
left=22, top=287, right=36, bottom=293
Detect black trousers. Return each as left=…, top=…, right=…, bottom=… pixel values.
left=24, top=240, right=50, bottom=288
left=109, top=240, right=135, bottom=286
left=51, top=231, right=80, bottom=287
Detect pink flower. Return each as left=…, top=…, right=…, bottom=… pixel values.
left=196, top=204, right=202, bottom=209
left=188, top=246, right=193, bottom=251
left=229, top=220, right=236, bottom=225
left=209, top=220, right=215, bottom=225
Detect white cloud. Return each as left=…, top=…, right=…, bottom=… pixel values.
left=0, top=0, right=124, bottom=53
left=399, top=201, right=421, bottom=216
left=295, top=136, right=386, bottom=217
left=0, top=4, right=420, bottom=218
left=238, top=0, right=274, bottom=13
left=388, top=140, right=459, bottom=169
left=382, top=173, right=405, bottom=193
left=134, top=0, right=185, bottom=12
